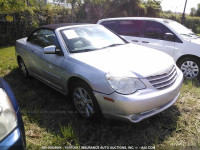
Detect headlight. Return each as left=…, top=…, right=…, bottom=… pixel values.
left=105, top=73, right=146, bottom=94
left=0, top=88, right=17, bottom=141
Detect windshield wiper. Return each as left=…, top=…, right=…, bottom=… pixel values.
left=181, top=33, right=199, bottom=39
left=70, top=48, right=99, bottom=53
left=189, top=33, right=195, bottom=35
left=180, top=33, right=193, bottom=37
left=189, top=33, right=199, bottom=38
left=102, top=43, right=125, bottom=49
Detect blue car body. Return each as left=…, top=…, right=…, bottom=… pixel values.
left=0, top=78, right=25, bottom=150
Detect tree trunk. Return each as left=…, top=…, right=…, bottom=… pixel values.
left=71, top=5, right=74, bottom=22
left=26, top=0, right=30, bottom=6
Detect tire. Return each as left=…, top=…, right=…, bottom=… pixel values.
left=18, top=58, right=30, bottom=78
left=71, top=81, right=101, bottom=119
left=177, top=57, right=200, bottom=79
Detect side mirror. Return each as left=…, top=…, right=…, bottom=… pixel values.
left=44, top=45, right=56, bottom=54
left=164, top=33, right=176, bottom=41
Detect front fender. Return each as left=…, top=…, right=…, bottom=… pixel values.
left=62, top=58, right=114, bottom=95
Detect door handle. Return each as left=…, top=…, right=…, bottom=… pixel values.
left=132, top=40, right=139, bottom=43
left=142, top=41, right=149, bottom=43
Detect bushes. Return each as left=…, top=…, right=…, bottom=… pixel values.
left=1, top=1, right=200, bottom=47
left=161, top=13, right=200, bottom=33
left=184, top=17, right=200, bottom=33
left=0, top=5, right=70, bottom=46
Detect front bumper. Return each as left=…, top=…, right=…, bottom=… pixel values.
left=0, top=78, right=26, bottom=149
left=0, top=128, right=25, bottom=150
left=94, top=69, right=183, bottom=123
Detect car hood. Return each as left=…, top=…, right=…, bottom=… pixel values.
left=70, top=43, right=174, bottom=78
left=189, top=37, right=200, bottom=45
left=184, top=38, right=200, bottom=51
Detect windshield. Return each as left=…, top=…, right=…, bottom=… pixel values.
left=167, top=21, right=199, bottom=38
left=61, top=25, right=126, bottom=53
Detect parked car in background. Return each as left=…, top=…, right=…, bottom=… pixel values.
left=15, top=23, right=183, bottom=123
left=97, top=17, right=200, bottom=79
left=0, top=78, right=25, bottom=150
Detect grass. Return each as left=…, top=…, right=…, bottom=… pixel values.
left=0, top=46, right=200, bottom=149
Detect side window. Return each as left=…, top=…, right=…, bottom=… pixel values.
left=117, top=20, right=142, bottom=37
left=143, top=21, right=173, bottom=41
left=101, top=21, right=118, bottom=33
left=27, top=30, right=40, bottom=45
left=28, top=29, right=60, bottom=48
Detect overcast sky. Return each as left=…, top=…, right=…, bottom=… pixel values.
left=159, top=0, right=200, bottom=14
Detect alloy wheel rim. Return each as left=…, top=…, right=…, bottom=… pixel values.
left=73, top=87, right=94, bottom=118
left=181, top=61, right=199, bottom=79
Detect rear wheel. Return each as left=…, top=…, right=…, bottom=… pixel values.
left=71, top=81, right=101, bottom=119
left=18, top=58, right=29, bottom=78
left=177, top=57, right=200, bottom=79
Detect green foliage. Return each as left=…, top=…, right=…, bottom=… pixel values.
left=0, top=47, right=17, bottom=77
left=0, top=0, right=71, bottom=46
left=1, top=0, right=200, bottom=47
left=189, top=3, right=200, bottom=17
left=29, top=0, right=47, bottom=9
left=55, top=124, right=79, bottom=146
left=195, top=3, right=200, bottom=17
left=190, top=7, right=196, bottom=17
left=160, top=10, right=200, bottom=34
left=161, top=11, right=181, bottom=22
left=75, top=0, right=161, bottom=21
left=185, top=16, right=200, bottom=33
left=143, top=0, right=162, bottom=17
left=0, top=0, right=26, bottom=14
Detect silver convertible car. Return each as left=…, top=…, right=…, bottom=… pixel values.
left=15, top=23, right=183, bottom=123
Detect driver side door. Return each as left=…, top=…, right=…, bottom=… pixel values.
left=29, top=29, right=65, bottom=91
left=140, top=21, right=176, bottom=57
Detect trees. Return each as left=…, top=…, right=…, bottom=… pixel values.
left=196, top=3, right=200, bottom=16
left=144, top=0, right=162, bottom=17
left=0, top=0, right=26, bottom=14
left=0, top=0, right=168, bottom=23
left=190, top=7, right=196, bottom=17
left=67, top=0, right=80, bottom=22
left=0, top=0, right=50, bottom=14
left=190, top=3, right=200, bottom=17
left=53, top=0, right=162, bottom=22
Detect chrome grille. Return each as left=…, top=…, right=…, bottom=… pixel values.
left=147, top=66, right=177, bottom=90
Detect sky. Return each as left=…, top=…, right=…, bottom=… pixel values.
left=159, top=0, right=200, bottom=14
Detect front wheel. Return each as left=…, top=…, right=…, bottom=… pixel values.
left=177, top=57, right=200, bottom=79
left=71, top=81, right=101, bottom=119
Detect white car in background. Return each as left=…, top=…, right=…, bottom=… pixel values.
left=98, top=17, right=200, bottom=79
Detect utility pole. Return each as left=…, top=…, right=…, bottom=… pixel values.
left=181, top=0, right=188, bottom=25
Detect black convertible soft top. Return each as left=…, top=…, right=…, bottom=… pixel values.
left=39, top=23, right=89, bottom=30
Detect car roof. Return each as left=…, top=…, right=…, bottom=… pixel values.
left=97, top=17, right=172, bottom=23
left=39, top=23, right=89, bottom=30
